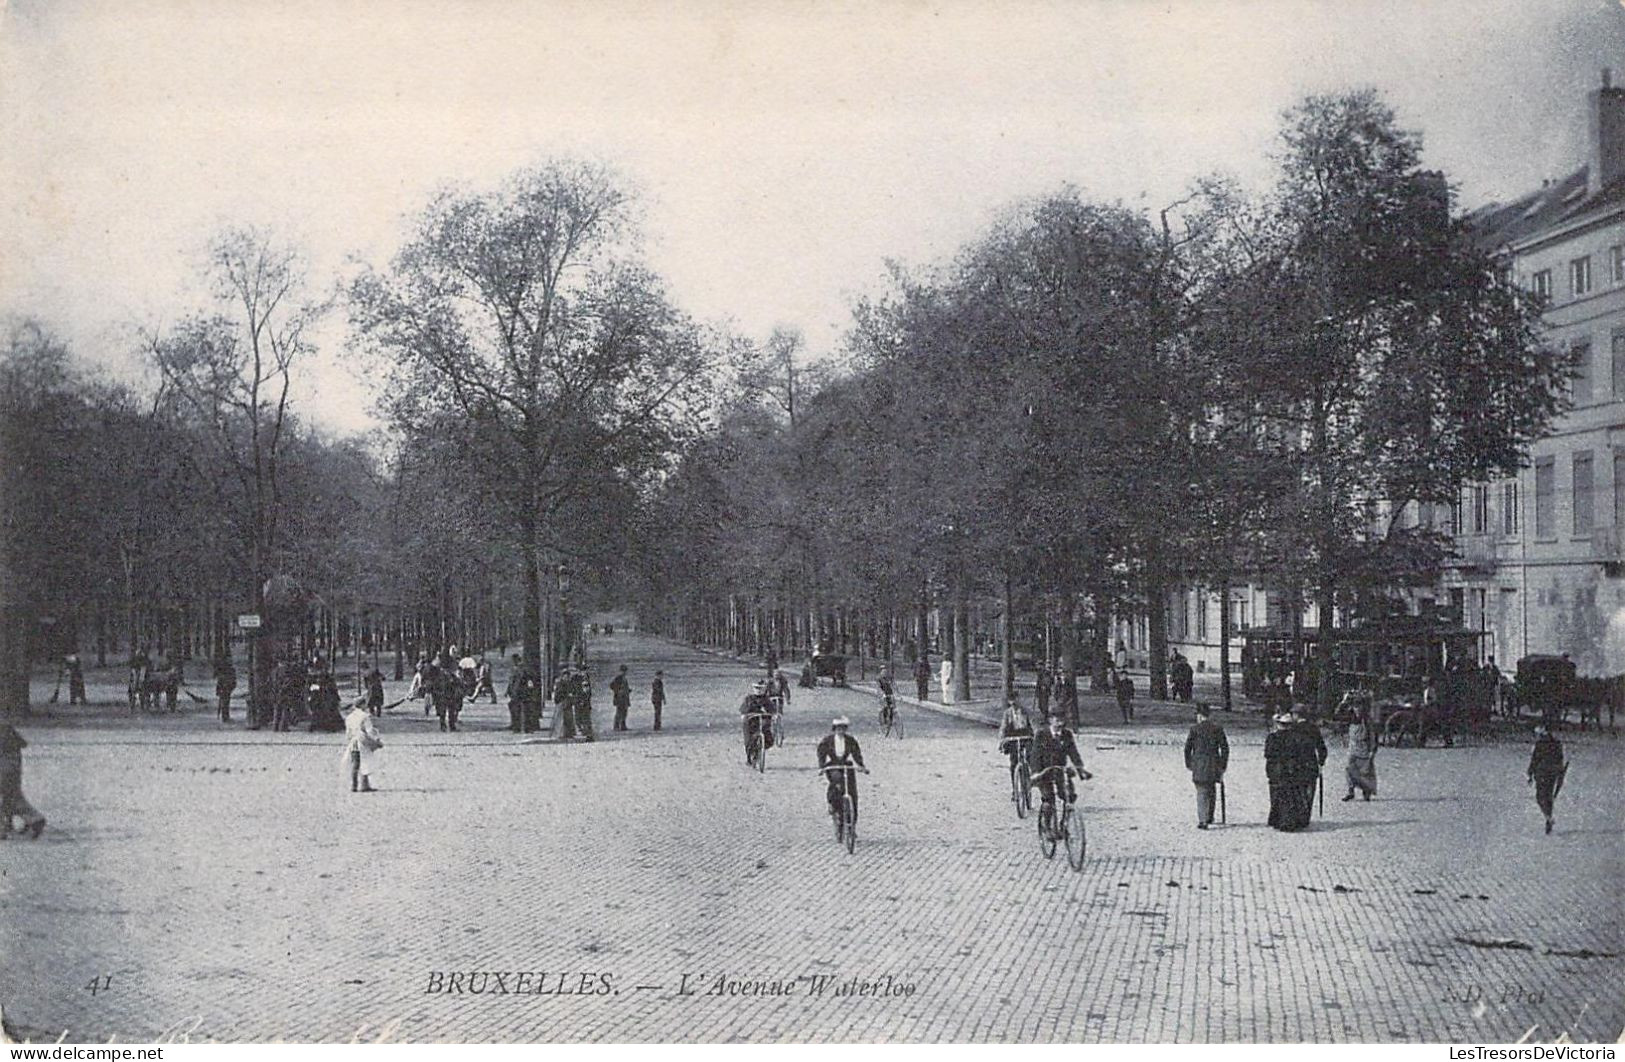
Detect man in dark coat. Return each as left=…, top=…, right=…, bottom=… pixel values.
left=505, top=654, right=533, bottom=733
left=214, top=654, right=237, bottom=722
left=551, top=666, right=578, bottom=739
left=364, top=666, right=386, bottom=717
left=1115, top=673, right=1135, bottom=723
left=1034, top=666, right=1051, bottom=718
left=1527, top=725, right=1567, bottom=834
left=430, top=663, right=462, bottom=733
left=1171, top=651, right=1195, bottom=703
left=574, top=666, right=595, bottom=741
left=1183, top=703, right=1229, bottom=828
left=0, top=723, right=46, bottom=839
left=610, top=665, right=632, bottom=731
left=651, top=670, right=666, bottom=731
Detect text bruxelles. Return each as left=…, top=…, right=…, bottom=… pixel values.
left=425, top=971, right=614, bottom=996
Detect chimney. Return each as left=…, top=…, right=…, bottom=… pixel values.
left=1588, top=68, right=1625, bottom=196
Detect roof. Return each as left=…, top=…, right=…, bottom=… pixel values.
left=1466, top=166, right=1625, bottom=252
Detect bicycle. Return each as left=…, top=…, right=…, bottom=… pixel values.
left=1030, top=765, right=1088, bottom=870
left=743, top=711, right=777, bottom=773
left=879, top=694, right=902, bottom=738
left=1003, top=735, right=1033, bottom=819
left=819, top=762, right=868, bottom=854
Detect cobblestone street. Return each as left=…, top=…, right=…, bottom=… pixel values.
left=2, top=632, right=1621, bottom=1043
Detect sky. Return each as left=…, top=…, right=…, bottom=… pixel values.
left=3, top=0, right=1624, bottom=434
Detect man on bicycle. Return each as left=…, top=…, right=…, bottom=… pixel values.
left=877, top=669, right=897, bottom=724
left=1031, top=713, right=1091, bottom=811
left=816, top=715, right=868, bottom=821
left=999, top=695, right=1034, bottom=779
left=740, top=679, right=776, bottom=766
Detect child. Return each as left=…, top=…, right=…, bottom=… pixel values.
left=343, top=702, right=383, bottom=793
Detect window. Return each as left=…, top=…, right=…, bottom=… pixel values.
left=1614, top=330, right=1625, bottom=398
left=1533, top=269, right=1552, bottom=299
left=1196, top=595, right=1207, bottom=640
left=1572, top=340, right=1593, bottom=404
left=1571, top=256, right=1592, bottom=297
left=1616, top=454, right=1625, bottom=529
left=1612, top=245, right=1625, bottom=284
left=1449, top=498, right=1462, bottom=536
left=1472, top=485, right=1488, bottom=534
left=1502, top=479, right=1519, bottom=535
left=1573, top=451, right=1594, bottom=536
left=1535, top=457, right=1555, bottom=538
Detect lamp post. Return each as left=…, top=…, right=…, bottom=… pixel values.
left=558, top=563, right=574, bottom=667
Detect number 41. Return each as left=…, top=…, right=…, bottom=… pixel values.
left=85, top=975, right=113, bottom=995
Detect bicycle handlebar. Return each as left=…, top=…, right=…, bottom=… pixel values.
left=817, top=763, right=869, bottom=774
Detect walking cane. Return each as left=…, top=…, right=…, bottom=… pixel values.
left=1318, top=770, right=1325, bottom=817
left=1219, top=778, right=1226, bottom=824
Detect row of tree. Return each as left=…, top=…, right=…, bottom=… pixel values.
left=634, top=90, right=1570, bottom=712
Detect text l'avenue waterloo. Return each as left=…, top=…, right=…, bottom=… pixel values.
left=424, top=971, right=919, bottom=1000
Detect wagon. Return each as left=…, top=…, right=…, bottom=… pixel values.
left=810, top=653, right=849, bottom=687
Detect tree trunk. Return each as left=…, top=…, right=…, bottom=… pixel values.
left=1000, top=571, right=1015, bottom=699
left=1316, top=575, right=1336, bottom=718
left=1219, top=575, right=1233, bottom=711
left=1147, top=565, right=1169, bottom=701
left=953, top=587, right=971, bottom=702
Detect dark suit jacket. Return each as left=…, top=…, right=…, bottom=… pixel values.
left=1184, top=720, right=1229, bottom=783
left=816, top=733, right=865, bottom=770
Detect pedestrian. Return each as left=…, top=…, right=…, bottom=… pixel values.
left=214, top=653, right=237, bottom=722
left=364, top=665, right=385, bottom=717
left=1342, top=695, right=1378, bottom=802
left=914, top=656, right=931, bottom=701
left=1035, top=665, right=1051, bottom=718
left=610, top=665, right=632, bottom=731
left=408, top=654, right=428, bottom=704
left=939, top=658, right=954, bottom=705
left=1266, top=710, right=1326, bottom=831
left=552, top=666, right=578, bottom=739
left=66, top=654, right=87, bottom=706
left=308, top=670, right=345, bottom=732
left=1183, top=702, right=1228, bottom=829
left=129, top=644, right=153, bottom=712
left=342, top=699, right=382, bottom=793
left=161, top=650, right=181, bottom=712
left=474, top=656, right=498, bottom=704
left=1171, top=651, right=1194, bottom=703
left=651, top=669, right=666, bottom=731
left=1527, top=724, right=1567, bottom=834
left=774, top=669, right=791, bottom=709
left=504, top=654, right=528, bottom=732
left=574, top=666, right=596, bottom=741
left=1115, top=672, right=1135, bottom=723
left=766, top=647, right=778, bottom=673
left=430, top=662, right=462, bottom=733
left=0, top=722, right=46, bottom=840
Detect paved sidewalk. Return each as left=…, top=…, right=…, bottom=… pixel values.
left=2, top=633, right=1620, bottom=1043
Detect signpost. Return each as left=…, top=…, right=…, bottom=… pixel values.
left=237, top=614, right=262, bottom=631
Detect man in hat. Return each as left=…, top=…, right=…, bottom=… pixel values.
left=740, top=679, right=774, bottom=766
left=650, top=669, right=666, bottom=731
left=816, top=716, right=868, bottom=824
left=610, top=664, right=632, bottom=732
left=1031, top=713, right=1091, bottom=816
left=1183, top=702, right=1228, bottom=829
left=1527, top=725, right=1567, bottom=834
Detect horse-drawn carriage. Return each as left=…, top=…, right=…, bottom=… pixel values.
left=1508, top=655, right=1618, bottom=732
left=800, top=652, right=848, bottom=688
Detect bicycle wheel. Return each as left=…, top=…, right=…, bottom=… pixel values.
left=1038, top=803, right=1058, bottom=859
left=754, top=732, right=767, bottom=773
left=1064, top=805, right=1086, bottom=869
left=1012, top=764, right=1029, bottom=819
left=880, top=706, right=892, bottom=737
left=843, top=794, right=856, bottom=854
left=894, top=706, right=903, bottom=739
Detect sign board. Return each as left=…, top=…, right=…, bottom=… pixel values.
left=236, top=614, right=262, bottom=630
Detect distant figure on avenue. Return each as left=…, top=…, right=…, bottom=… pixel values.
left=214, top=654, right=237, bottom=722
left=998, top=696, right=1034, bottom=780
left=1265, top=711, right=1327, bottom=831
left=552, top=666, right=578, bottom=738
left=1527, top=725, right=1567, bottom=834
left=1034, top=666, right=1052, bottom=718
left=799, top=660, right=816, bottom=689
left=1170, top=651, right=1194, bottom=703
left=408, top=655, right=429, bottom=704
left=573, top=666, right=595, bottom=740
left=364, top=666, right=386, bottom=717
left=651, top=670, right=666, bottom=731
left=430, top=662, right=463, bottom=733
left=308, top=671, right=345, bottom=732
left=914, top=656, right=931, bottom=701
left=1183, top=703, right=1228, bottom=828
left=343, top=701, right=382, bottom=792
left=939, top=658, right=954, bottom=705
left=474, top=657, right=497, bottom=703
left=877, top=668, right=895, bottom=713
left=1115, top=673, right=1135, bottom=723
left=1342, top=694, right=1378, bottom=802
left=161, top=651, right=181, bottom=711
left=0, top=722, right=46, bottom=839
left=774, top=669, right=791, bottom=708
left=765, top=648, right=778, bottom=673
left=610, top=665, right=632, bottom=732
left=741, top=679, right=776, bottom=766
left=816, top=716, right=868, bottom=823
left=66, top=654, right=87, bottom=705
left=506, top=655, right=541, bottom=733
